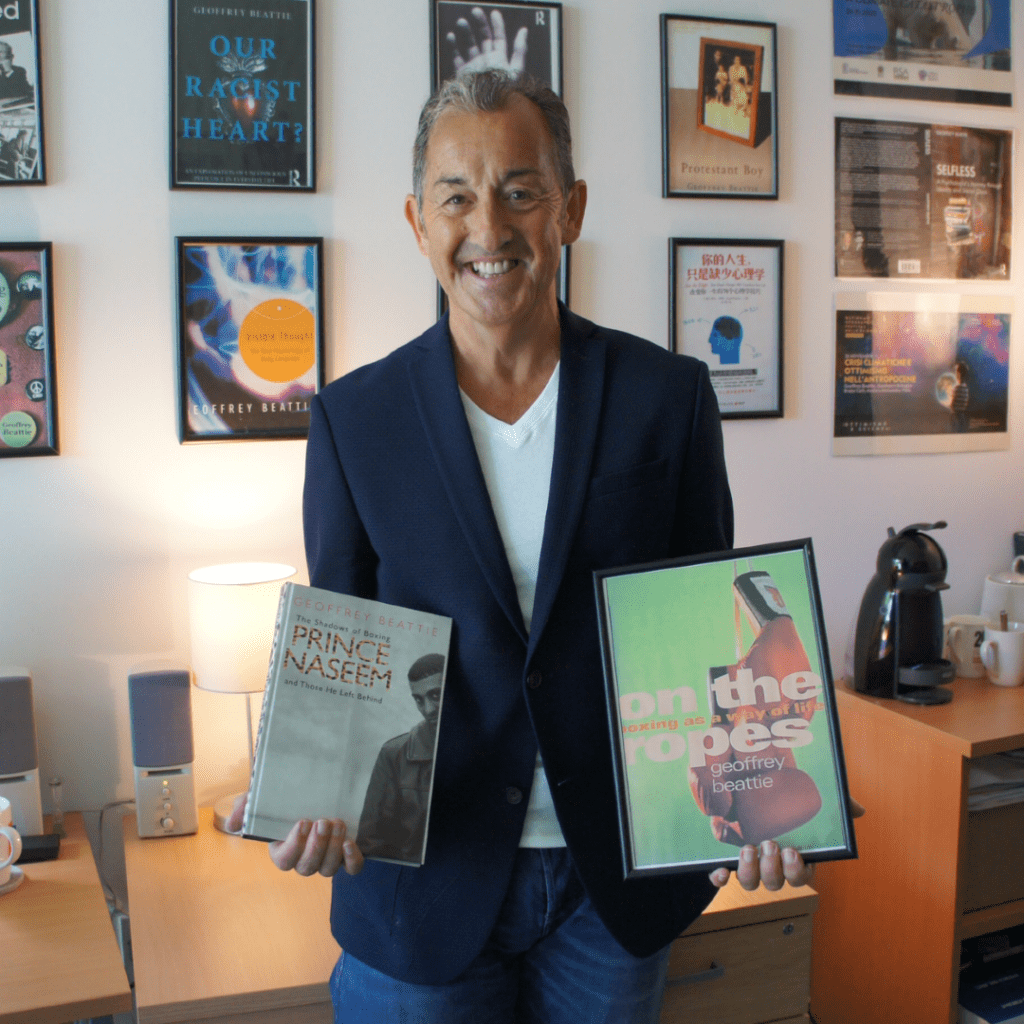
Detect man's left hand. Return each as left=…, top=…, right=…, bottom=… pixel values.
left=709, top=842, right=814, bottom=891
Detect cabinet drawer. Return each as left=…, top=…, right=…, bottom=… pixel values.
left=659, top=915, right=812, bottom=1024
left=964, top=803, right=1024, bottom=912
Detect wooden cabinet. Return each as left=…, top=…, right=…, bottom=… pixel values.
left=661, top=878, right=817, bottom=1024
left=810, top=678, right=1024, bottom=1024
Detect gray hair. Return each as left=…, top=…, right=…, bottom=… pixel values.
left=412, top=70, right=575, bottom=210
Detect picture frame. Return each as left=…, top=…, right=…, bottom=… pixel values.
left=431, top=1, right=563, bottom=94
left=176, top=237, right=324, bottom=442
left=661, top=14, right=778, bottom=199
left=669, top=237, right=783, bottom=419
left=0, top=242, right=57, bottom=457
left=435, top=243, right=570, bottom=320
left=595, top=538, right=857, bottom=878
left=169, top=0, right=315, bottom=191
left=0, top=0, right=45, bottom=185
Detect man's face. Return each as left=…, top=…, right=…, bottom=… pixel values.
left=410, top=676, right=443, bottom=727
left=0, top=47, right=13, bottom=72
left=406, top=94, right=585, bottom=337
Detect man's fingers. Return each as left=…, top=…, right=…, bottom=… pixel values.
left=225, top=793, right=247, bottom=833
left=736, top=844, right=760, bottom=891
left=472, top=7, right=493, bottom=51
left=317, top=820, right=349, bottom=877
left=759, top=841, right=785, bottom=891
left=509, top=26, right=528, bottom=75
left=783, top=847, right=815, bottom=887
left=269, top=819, right=312, bottom=871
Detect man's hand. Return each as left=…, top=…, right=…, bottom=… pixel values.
left=447, top=7, right=528, bottom=78
left=707, top=797, right=866, bottom=891
left=226, top=795, right=365, bottom=877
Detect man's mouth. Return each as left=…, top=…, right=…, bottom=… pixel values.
left=469, top=259, right=518, bottom=278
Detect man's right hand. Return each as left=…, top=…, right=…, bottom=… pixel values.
left=226, top=795, right=365, bottom=877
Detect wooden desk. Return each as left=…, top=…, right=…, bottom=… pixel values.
left=810, top=678, right=1024, bottom=1024
left=0, top=812, right=132, bottom=1024
left=123, top=807, right=336, bottom=1024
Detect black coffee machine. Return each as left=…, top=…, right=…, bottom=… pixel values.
left=852, top=521, right=955, bottom=705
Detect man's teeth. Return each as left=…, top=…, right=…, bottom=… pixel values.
left=472, top=259, right=515, bottom=277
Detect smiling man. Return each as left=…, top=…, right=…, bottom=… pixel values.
left=230, top=69, right=812, bottom=1024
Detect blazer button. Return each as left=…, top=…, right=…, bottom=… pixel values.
left=506, top=787, right=523, bottom=805
left=527, top=670, right=542, bottom=689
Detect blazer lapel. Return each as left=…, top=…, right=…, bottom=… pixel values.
left=406, top=318, right=528, bottom=643
left=528, top=309, right=607, bottom=656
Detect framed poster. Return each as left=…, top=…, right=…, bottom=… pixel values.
left=436, top=243, right=570, bottom=320
left=670, top=238, right=783, bottom=419
left=431, top=1, right=562, bottom=93
left=833, top=292, right=1012, bottom=456
left=661, top=15, right=777, bottom=199
left=836, top=117, right=1011, bottom=281
left=176, top=237, right=324, bottom=442
left=0, top=0, right=44, bottom=184
left=833, top=0, right=1011, bottom=107
left=596, top=539, right=857, bottom=878
left=170, top=0, right=315, bottom=190
left=0, top=243, right=57, bottom=457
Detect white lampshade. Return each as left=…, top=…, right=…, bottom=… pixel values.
left=187, top=562, right=296, bottom=694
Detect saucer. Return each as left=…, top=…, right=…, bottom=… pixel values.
left=0, top=865, right=24, bottom=895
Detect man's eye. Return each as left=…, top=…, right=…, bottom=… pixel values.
left=508, top=190, right=530, bottom=201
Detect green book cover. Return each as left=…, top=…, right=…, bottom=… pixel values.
left=597, top=540, right=856, bottom=877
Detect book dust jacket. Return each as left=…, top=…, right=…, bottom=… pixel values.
left=596, top=540, right=856, bottom=877
left=244, top=583, right=452, bottom=866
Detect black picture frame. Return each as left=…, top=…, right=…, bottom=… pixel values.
left=435, top=243, right=570, bottom=321
left=176, top=237, right=325, bottom=442
left=169, top=0, right=315, bottom=191
left=431, top=1, right=563, bottom=94
left=661, top=14, right=778, bottom=199
left=0, top=242, right=57, bottom=457
left=595, top=538, right=857, bottom=878
left=669, top=237, right=783, bottom=419
left=0, top=0, right=45, bottom=185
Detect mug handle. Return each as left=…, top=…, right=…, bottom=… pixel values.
left=0, top=825, right=21, bottom=871
left=981, top=639, right=999, bottom=676
left=1015, top=555, right=1024, bottom=576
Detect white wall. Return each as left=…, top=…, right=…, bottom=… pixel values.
left=2, top=1, right=1021, bottom=895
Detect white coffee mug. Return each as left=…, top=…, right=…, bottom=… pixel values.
left=0, top=795, right=23, bottom=886
left=944, top=615, right=991, bottom=678
left=980, top=622, right=1024, bottom=688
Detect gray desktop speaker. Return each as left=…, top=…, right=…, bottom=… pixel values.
left=128, top=664, right=198, bottom=838
left=0, top=667, right=45, bottom=835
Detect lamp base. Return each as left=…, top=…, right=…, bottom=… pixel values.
left=212, top=792, right=246, bottom=834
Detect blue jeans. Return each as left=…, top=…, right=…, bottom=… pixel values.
left=330, top=848, right=671, bottom=1024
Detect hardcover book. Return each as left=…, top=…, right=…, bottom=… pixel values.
left=595, top=538, right=857, bottom=878
left=243, top=582, right=451, bottom=866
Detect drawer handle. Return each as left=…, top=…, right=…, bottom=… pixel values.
left=665, top=961, right=725, bottom=987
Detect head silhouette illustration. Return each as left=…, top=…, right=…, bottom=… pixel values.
left=709, top=316, right=743, bottom=364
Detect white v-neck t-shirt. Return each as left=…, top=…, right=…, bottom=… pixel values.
left=460, top=364, right=566, bottom=847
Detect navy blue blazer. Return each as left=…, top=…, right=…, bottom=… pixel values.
left=303, top=307, right=734, bottom=984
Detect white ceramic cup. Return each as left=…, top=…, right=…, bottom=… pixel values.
left=980, top=621, right=1024, bottom=688
left=0, top=796, right=23, bottom=886
left=944, top=615, right=991, bottom=678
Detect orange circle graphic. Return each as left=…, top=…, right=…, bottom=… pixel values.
left=238, top=299, right=316, bottom=383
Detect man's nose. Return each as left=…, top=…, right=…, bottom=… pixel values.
left=467, top=193, right=512, bottom=252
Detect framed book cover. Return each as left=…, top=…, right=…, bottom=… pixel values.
left=833, top=0, right=1011, bottom=107
left=431, top=1, right=562, bottom=93
left=169, top=0, right=315, bottom=190
left=0, top=0, right=44, bottom=184
left=596, top=539, right=856, bottom=878
left=176, top=237, right=324, bottom=442
left=833, top=291, right=1012, bottom=456
left=835, top=117, right=1011, bottom=281
left=670, top=237, right=783, bottom=419
left=0, top=242, right=57, bottom=456
left=661, top=14, right=777, bottom=199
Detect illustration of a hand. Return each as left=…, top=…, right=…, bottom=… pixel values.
left=447, top=7, right=528, bottom=78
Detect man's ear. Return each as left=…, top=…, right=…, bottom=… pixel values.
left=405, top=194, right=429, bottom=257
left=561, top=179, right=587, bottom=246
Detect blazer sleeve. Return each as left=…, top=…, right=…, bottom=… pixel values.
left=670, top=361, right=734, bottom=556
left=302, top=394, right=379, bottom=598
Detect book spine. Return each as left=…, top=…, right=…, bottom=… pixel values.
left=243, top=580, right=294, bottom=837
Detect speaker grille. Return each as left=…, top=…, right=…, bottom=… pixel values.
left=0, top=672, right=39, bottom=775
left=129, top=670, right=194, bottom=768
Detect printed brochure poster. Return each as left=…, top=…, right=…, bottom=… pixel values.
left=833, top=0, right=1011, bottom=106
left=597, top=542, right=855, bottom=877
left=835, top=118, right=1011, bottom=281
left=833, top=292, right=1011, bottom=456
left=0, top=0, right=43, bottom=182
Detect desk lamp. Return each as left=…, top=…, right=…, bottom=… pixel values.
left=187, top=561, right=296, bottom=832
